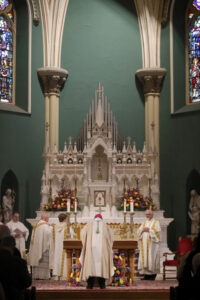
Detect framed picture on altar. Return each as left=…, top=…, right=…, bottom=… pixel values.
left=94, top=191, right=106, bottom=207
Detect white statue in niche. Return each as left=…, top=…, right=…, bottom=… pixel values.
left=2, top=188, right=15, bottom=223
left=188, top=189, right=200, bottom=235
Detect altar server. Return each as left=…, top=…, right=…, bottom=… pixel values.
left=6, top=212, right=29, bottom=258
left=137, top=209, right=161, bottom=280
left=28, top=213, right=52, bottom=279
left=79, top=213, right=114, bottom=289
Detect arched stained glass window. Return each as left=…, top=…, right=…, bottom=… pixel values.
left=0, top=0, right=14, bottom=104
left=187, top=0, right=200, bottom=104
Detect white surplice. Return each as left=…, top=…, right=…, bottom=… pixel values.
left=6, top=220, right=29, bottom=257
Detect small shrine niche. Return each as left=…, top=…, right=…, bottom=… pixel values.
left=40, top=83, right=159, bottom=216
left=91, top=145, right=108, bottom=181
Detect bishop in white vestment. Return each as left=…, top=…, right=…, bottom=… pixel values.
left=137, top=209, right=161, bottom=280
left=79, top=214, right=114, bottom=289
left=6, top=212, right=29, bottom=257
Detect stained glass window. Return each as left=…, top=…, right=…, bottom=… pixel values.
left=0, top=0, right=14, bottom=104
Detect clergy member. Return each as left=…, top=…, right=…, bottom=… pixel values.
left=50, top=213, right=74, bottom=280
left=137, top=209, right=161, bottom=280
left=6, top=211, right=29, bottom=258
left=28, top=213, right=52, bottom=280
left=79, top=213, right=114, bottom=289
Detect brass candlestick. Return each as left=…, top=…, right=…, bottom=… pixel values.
left=66, top=212, right=71, bottom=239
left=73, top=212, right=78, bottom=240
left=130, top=211, right=135, bottom=238
left=120, top=212, right=127, bottom=239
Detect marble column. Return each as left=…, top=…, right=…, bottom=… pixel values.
left=37, top=67, right=68, bottom=154
left=136, top=68, right=166, bottom=179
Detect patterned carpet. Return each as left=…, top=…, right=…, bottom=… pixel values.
left=33, top=278, right=178, bottom=291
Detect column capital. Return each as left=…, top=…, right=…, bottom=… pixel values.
left=136, top=68, right=166, bottom=95
left=37, top=67, right=68, bottom=96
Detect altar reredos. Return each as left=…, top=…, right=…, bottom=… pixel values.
left=40, top=82, right=159, bottom=217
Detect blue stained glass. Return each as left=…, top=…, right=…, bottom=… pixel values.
left=0, top=11, right=13, bottom=103
left=193, top=0, right=200, bottom=11
left=189, top=15, right=200, bottom=103
left=0, top=0, right=8, bottom=10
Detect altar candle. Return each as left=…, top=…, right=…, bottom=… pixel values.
left=75, top=199, right=77, bottom=213
left=124, top=199, right=126, bottom=212
left=67, top=199, right=70, bottom=212
left=130, top=200, right=134, bottom=212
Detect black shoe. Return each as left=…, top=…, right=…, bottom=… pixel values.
left=100, top=285, right=106, bottom=289
left=149, top=274, right=156, bottom=280
left=86, top=286, right=93, bottom=289
left=141, top=275, right=153, bottom=280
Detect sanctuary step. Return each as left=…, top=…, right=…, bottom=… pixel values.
left=33, top=279, right=176, bottom=300
left=36, top=289, right=170, bottom=300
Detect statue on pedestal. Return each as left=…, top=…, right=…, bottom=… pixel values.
left=2, top=188, right=15, bottom=223
left=188, top=189, right=200, bottom=235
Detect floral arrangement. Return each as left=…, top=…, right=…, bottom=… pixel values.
left=112, top=252, right=130, bottom=287
left=66, top=254, right=131, bottom=287
left=115, top=187, right=157, bottom=211
left=43, top=187, right=80, bottom=211
left=66, top=264, right=81, bottom=287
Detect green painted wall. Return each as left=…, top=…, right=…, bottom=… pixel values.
left=60, top=0, right=143, bottom=148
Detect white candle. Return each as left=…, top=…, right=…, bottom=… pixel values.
left=67, top=199, right=70, bottom=212
left=130, top=200, right=134, bottom=212
left=75, top=199, right=77, bottom=213
left=124, top=199, right=126, bottom=212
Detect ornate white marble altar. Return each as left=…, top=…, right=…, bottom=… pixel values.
left=40, top=83, right=159, bottom=211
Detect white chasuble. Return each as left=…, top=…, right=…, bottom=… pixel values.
left=79, top=218, right=114, bottom=283
left=137, top=218, right=161, bottom=274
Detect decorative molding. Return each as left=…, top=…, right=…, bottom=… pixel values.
left=38, top=0, right=69, bottom=67
left=136, top=68, right=166, bottom=95
left=134, top=0, right=165, bottom=68
left=37, top=67, right=68, bottom=96
left=31, top=0, right=40, bottom=25
left=161, top=0, right=172, bottom=25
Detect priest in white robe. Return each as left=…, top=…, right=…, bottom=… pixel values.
left=79, top=213, right=114, bottom=289
left=137, top=209, right=161, bottom=280
left=6, top=212, right=29, bottom=258
left=50, top=213, right=74, bottom=280
left=28, top=213, right=52, bottom=280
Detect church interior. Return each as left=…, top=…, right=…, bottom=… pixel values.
left=0, top=0, right=200, bottom=299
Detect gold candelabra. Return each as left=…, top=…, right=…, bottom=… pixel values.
left=120, top=210, right=135, bottom=239
left=65, top=211, right=79, bottom=240
left=120, top=212, right=128, bottom=239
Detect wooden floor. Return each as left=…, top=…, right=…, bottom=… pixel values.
left=33, top=279, right=176, bottom=300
